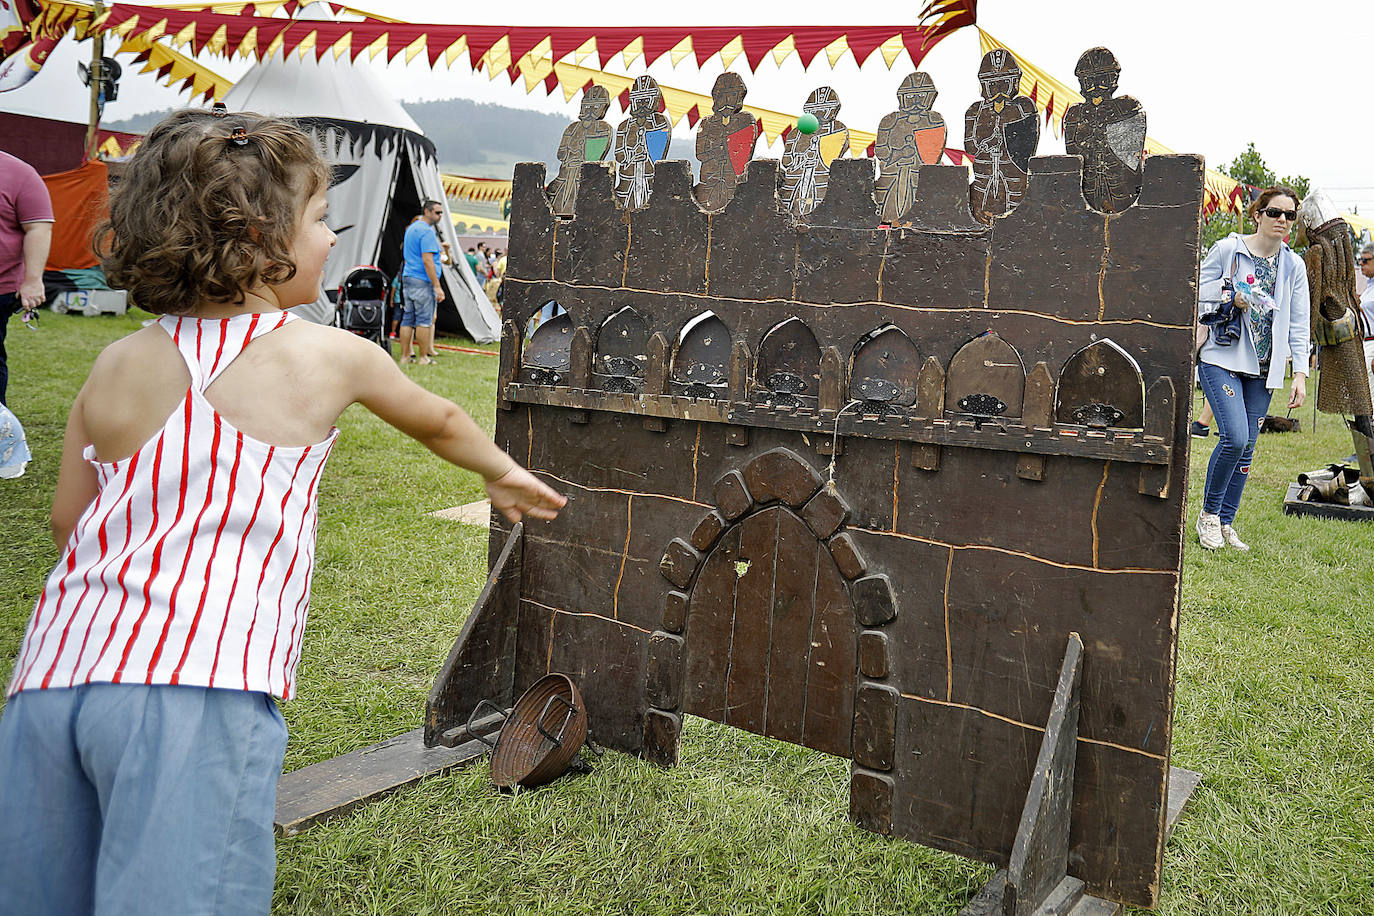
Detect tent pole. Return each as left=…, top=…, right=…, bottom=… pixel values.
left=84, top=0, right=105, bottom=161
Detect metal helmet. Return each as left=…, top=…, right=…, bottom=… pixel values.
left=977, top=49, right=1021, bottom=82
left=629, top=75, right=661, bottom=102
left=1073, top=47, right=1120, bottom=80
left=580, top=84, right=610, bottom=119
left=897, top=71, right=937, bottom=102
left=711, top=72, right=747, bottom=108
left=803, top=86, right=841, bottom=120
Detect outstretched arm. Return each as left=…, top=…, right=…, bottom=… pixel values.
left=344, top=335, right=565, bottom=522
left=51, top=387, right=100, bottom=548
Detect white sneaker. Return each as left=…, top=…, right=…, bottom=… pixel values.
left=1196, top=512, right=1223, bottom=550
left=1220, top=524, right=1249, bottom=551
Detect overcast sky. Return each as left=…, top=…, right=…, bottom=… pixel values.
left=12, top=0, right=1373, bottom=212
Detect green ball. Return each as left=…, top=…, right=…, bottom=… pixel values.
left=797, top=113, right=819, bottom=135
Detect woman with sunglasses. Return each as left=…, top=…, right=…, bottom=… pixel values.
left=1194, top=186, right=1310, bottom=551
left=1359, top=243, right=1374, bottom=395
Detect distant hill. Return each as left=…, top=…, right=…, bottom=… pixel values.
left=106, top=97, right=568, bottom=177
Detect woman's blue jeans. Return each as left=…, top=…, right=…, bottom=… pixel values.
left=1197, top=361, right=1271, bottom=525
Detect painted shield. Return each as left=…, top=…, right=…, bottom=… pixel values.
left=914, top=125, right=946, bottom=165
left=646, top=128, right=669, bottom=162
left=1001, top=114, right=1038, bottom=173
left=727, top=124, right=756, bottom=176
left=818, top=130, right=848, bottom=166
left=584, top=136, right=609, bottom=162
left=1106, top=114, right=1146, bottom=170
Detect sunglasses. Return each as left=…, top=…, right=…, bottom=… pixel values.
left=1260, top=207, right=1297, bottom=221
left=1361, top=257, right=1374, bottom=265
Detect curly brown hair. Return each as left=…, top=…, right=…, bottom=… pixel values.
left=97, top=109, right=330, bottom=315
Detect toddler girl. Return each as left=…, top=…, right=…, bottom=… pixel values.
left=0, top=109, right=564, bottom=915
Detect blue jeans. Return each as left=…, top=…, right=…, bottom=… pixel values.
left=0, top=684, right=287, bottom=916
left=0, top=291, right=17, bottom=406
left=1198, top=361, right=1271, bottom=525
left=400, top=276, right=436, bottom=328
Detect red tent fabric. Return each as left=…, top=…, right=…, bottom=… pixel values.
left=41, top=159, right=108, bottom=271
left=0, top=111, right=140, bottom=175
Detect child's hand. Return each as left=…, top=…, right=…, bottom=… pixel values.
left=486, top=465, right=567, bottom=523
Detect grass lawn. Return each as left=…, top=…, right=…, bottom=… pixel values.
left=2, top=311, right=1372, bottom=915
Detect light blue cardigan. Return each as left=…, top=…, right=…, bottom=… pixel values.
left=1197, top=232, right=1311, bottom=390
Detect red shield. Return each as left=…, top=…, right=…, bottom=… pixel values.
left=914, top=125, right=946, bottom=165
left=727, top=124, right=757, bottom=176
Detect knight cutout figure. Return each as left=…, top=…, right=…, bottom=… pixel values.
left=694, top=73, right=759, bottom=212
left=874, top=72, right=946, bottom=225
left=1063, top=47, right=1146, bottom=213
left=614, top=76, right=672, bottom=211
left=780, top=87, right=849, bottom=218
left=547, top=85, right=612, bottom=217
left=965, top=50, right=1039, bottom=224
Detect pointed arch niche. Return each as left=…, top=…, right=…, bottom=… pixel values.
left=520, top=302, right=572, bottom=386
left=643, top=448, right=900, bottom=777
left=756, top=317, right=821, bottom=409
left=671, top=311, right=731, bottom=399
left=595, top=306, right=649, bottom=393
left=945, top=333, right=1026, bottom=420
left=849, top=324, right=919, bottom=413
left=1054, top=339, right=1145, bottom=429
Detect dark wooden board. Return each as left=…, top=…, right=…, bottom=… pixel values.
left=274, top=728, right=489, bottom=837
left=481, top=75, right=1202, bottom=908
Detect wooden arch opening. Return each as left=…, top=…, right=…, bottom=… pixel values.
left=1054, top=338, right=1145, bottom=429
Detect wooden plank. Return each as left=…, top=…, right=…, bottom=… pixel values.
left=803, top=537, right=857, bottom=757
left=682, top=525, right=742, bottom=721
left=1017, top=361, right=1055, bottom=481
left=763, top=507, right=819, bottom=745
left=505, top=385, right=1173, bottom=465
left=1004, top=635, right=1083, bottom=915
left=723, top=508, right=779, bottom=734
left=912, top=356, right=945, bottom=471
left=275, top=727, right=488, bottom=837
left=424, top=524, right=523, bottom=746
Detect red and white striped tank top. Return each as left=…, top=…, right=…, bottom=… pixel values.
left=8, top=311, right=338, bottom=700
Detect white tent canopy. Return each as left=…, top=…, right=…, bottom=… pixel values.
left=222, top=41, right=499, bottom=342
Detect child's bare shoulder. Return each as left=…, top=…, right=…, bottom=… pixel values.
left=87, top=323, right=187, bottom=392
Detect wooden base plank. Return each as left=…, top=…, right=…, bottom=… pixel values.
left=274, top=727, right=489, bottom=836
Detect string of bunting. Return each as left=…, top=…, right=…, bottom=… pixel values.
left=29, top=0, right=968, bottom=76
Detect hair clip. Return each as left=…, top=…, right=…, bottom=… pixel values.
left=229, top=126, right=248, bottom=146
left=211, top=101, right=228, bottom=117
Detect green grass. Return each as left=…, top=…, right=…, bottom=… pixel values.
left=2, top=313, right=1373, bottom=914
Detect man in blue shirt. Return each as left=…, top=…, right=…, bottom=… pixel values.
left=399, top=200, right=446, bottom=365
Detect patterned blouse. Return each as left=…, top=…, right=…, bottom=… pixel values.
left=1247, top=248, right=1279, bottom=370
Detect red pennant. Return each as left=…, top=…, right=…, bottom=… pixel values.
left=617, top=87, right=630, bottom=111
left=685, top=104, right=699, bottom=127
left=865, top=141, right=876, bottom=157
left=544, top=70, right=560, bottom=95
left=1043, top=93, right=1054, bottom=125
left=740, top=26, right=795, bottom=71
left=1028, top=81, right=1037, bottom=104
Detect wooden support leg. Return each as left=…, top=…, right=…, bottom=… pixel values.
left=961, top=633, right=1202, bottom=915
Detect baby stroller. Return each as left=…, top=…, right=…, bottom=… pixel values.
left=335, top=265, right=390, bottom=352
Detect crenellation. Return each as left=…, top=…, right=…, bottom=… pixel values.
left=624, top=160, right=708, bottom=294
left=554, top=162, right=626, bottom=287
left=506, top=161, right=555, bottom=281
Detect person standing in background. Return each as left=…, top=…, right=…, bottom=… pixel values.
left=398, top=200, right=445, bottom=366
left=0, top=151, right=54, bottom=405
left=1359, top=243, right=1374, bottom=395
